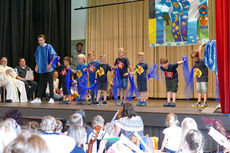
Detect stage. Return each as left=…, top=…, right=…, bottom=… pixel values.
left=0, top=99, right=229, bottom=152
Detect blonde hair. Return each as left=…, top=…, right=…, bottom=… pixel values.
left=78, top=54, right=86, bottom=60
left=69, top=113, right=83, bottom=126
left=92, top=115, right=104, bottom=128
left=137, top=52, right=144, bottom=56
left=27, top=121, right=39, bottom=133
left=0, top=125, right=17, bottom=153
left=99, top=54, right=106, bottom=58
left=165, top=113, right=179, bottom=127
left=118, top=48, right=126, bottom=55
left=3, top=131, right=50, bottom=153
left=68, top=125, right=86, bottom=146
left=40, top=116, right=56, bottom=132
left=55, top=120, right=63, bottom=133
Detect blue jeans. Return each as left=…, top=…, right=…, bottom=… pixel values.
left=90, top=81, right=97, bottom=102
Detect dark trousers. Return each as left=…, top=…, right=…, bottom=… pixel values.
left=24, top=81, right=38, bottom=99
left=37, top=72, right=54, bottom=98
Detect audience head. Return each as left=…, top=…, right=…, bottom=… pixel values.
left=69, top=113, right=83, bottom=126
left=181, top=117, right=198, bottom=141
left=18, top=57, right=26, bottom=67
left=184, top=129, right=204, bottom=153
left=3, top=108, right=23, bottom=126
left=40, top=116, right=56, bottom=133
left=0, top=57, right=8, bottom=66
left=3, top=118, right=21, bottom=134
left=63, top=56, right=72, bottom=66
left=104, top=122, right=115, bottom=136
left=38, top=34, right=46, bottom=46
left=137, top=52, right=144, bottom=62
left=77, top=54, right=85, bottom=64
left=0, top=124, right=17, bottom=153
left=165, top=113, right=179, bottom=127
left=120, top=102, right=137, bottom=119
left=92, top=115, right=104, bottom=128
left=160, top=57, right=169, bottom=69
left=68, top=125, right=86, bottom=147
left=55, top=120, right=63, bottom=133
left=88, top=51, right=96, bottom=62
left=4, top=131, right=50, bottom=153
left=190, top=50, right=200, bottom=62
left=76, top=43, right=83, bottom=52
left=118, top=48, right=126, bottom=57
left=26, top=121, right=39, bottom=133
left=75, top=109, right=86, bottom=124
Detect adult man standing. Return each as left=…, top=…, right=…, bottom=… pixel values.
left=0, top=57, right=27, bottom=103
left=15, top=58, right=38, bottom=101
left=31, top=34, right=57, bottom=104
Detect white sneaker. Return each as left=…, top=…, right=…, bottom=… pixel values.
left=48, top=98, right=55, bottom=104
left=30, top=98, right=41, bottom=104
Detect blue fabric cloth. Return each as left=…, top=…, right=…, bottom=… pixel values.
left=126, top=73, right=139, bottom=101
left=87, top=61, right=100, bottom=81
left=182, top=56, right=194, bottom=99
left=204, top=40, right=217, bottom=75
left=70, top=145, right=86, bottom=153
left=51, top=56, right=60, bottom=69
left=112, top=68, right=122, bottom=104
left=65, top=68, right=71, bottom=96
left=77, top=72, right=88, bottom=101
left=148, top=63, right=159, bottom=79
left=75, top=63, right=87, bottom=80
left=34, top=44, right=57, bottom=73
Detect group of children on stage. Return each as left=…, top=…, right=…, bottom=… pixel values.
left=32, top=34, right=209, bottom=108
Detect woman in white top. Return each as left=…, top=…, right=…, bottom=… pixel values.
left=46, top=70, right=62, bottom=101
left=161, top=113, right=181, bottom=153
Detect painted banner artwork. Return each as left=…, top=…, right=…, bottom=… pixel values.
left=149, top=0, right=209, bottom=47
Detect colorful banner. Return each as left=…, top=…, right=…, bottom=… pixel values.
left=149, top=0, right=209, bottom=47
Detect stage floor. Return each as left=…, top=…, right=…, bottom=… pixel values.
left=0, top=99, right=223, bottom=116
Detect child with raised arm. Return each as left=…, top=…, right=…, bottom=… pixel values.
left=191, top=43, right=208, bottom=108
left=87, top=51, right=100, bottom=104
left=135, top=52, right=148, bottom=107
left=160, top=57, right=184, bottom=107
left=114, top=48, right=132, bottom=106
left=93, top=54, right=112, bottom=106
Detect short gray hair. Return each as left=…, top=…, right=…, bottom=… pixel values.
left=40, top=116, right=56, bottom=132
left=69, top=113, right=83, bottom=126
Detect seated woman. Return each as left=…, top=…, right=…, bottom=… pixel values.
left=46, top=70, right=62, bottom=101
left=114, top=102, right=144, bottom=139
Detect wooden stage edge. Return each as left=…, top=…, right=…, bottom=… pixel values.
left=0, top=99, right=224, bottom=116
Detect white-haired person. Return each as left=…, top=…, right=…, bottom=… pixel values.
left=0, top=57, right=27, bottom=103
left=160, top=113, right=181, bottom=153
left=68, top=125, right=87, bottom=153
left=55, top=120, right=63, bottom=135
left=40, top=116, right=58, bottom=135
left=178, top=117, right=198, bottom=152
left=183, top=129, right=204, bottom=153
left=0, top=124, right=17, bottom=153
left=2, top=118, right=21, bottom=134
left=3, top=131, right=51, bottom=153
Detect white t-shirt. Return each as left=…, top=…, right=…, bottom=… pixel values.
left=163, top=125, right=181, bottom=151
left=41, top=135, right=75, bottom=153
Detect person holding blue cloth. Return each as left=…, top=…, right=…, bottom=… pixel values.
left=31, top=34, right=57, bottom=104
